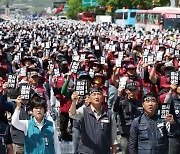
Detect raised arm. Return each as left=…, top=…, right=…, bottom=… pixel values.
left=11, top=96, right=28, bottom=135
left=69, top=91, right=84, bottom=120
left=164, top=84, right=176, bottom=104
left=149, top=60, right=158, bottom=84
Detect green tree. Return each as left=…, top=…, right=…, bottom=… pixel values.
left=67, top=0, right=82, bottom=19
left=98, top=0, right=170, bottom=9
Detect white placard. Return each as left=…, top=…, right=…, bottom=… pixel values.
left=144, top=49, right=149, bottom=56
left=118, top=51, right=124, bottom=60
left=101, top=57, right=105, bottom=64
left=170, top=72, right=179, bottom=84
left=156, top=52, right=164, bottom=62
left=95, top=45, right=100, bottom=50
left=124, top=44, right=128, bottom=50
left=105, top=44, right=109, bottom=50
left=54, top=68, right=60, bottom=77
left=20, top=67, right=27, bottom=76
left=156, top=45, right=159, bottom=51
left=70, top=61, right=80, bottom=74
left=165, top=49, right=170, bottom=54
left=88, top=42, right=91, bottom=48
left=73, top=55, right=79, bottom=61
left=8, top=74, right=17, bottom=89
left=175, top=50, right=179, bottom=56
left=116, top=59, right=122, bottom=68
left=14, top=55, right=20, bottom=64
left=93, top=40, right=97, bottom=45
left=73, top=49, right=78, bottom=56
left=119, top=76, right=128, bottom=89
left=80, top=54, right=86, bottom=61
left=143, top=56, right=148, bottom=63
left=75, top=79, right=88, bottom=96
left=147, top=55, right=154, bottom=65
left=112, top=45, right=116, bottom=52
left=172, top=42, right=176, bottom=48
left=147, top=45, right=151, bottom=50
left=20, top=84, right=31, bottom=100
left=89, top=69, right=95, bottom=78
left=160, top=104, right=170, bottom=119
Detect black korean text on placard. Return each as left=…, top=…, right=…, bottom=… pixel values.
left=70, top=61, right=80, bottom=74
left=8, top=74, right=17, bottom=89
left=20, top=84, right=31, bottom=100
left=75, top=79, right=88, bottom=96
left=170, top=72, right=179, bottom=84
left=160, top=104, right=170, bottom=119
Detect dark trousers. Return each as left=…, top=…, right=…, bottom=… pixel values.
left=60, top=112, right=72, bottom=141
left=60, top=112, right=70, bottom=132
left=169, top=137, right=180, bottom=154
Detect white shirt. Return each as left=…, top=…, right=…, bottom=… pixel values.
left=12, top=109, right=61, bottom=154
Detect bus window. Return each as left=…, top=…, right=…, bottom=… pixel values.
left=130, top=12, right=136, bottom=18
left=83, top=13, right=93, bottom=18
left=163, top=17, right=180, bottom=30
left=136, top=13, right=145, bottom=22
left=82, top=12, right=94, bottom=22
left=148, top=13, right=160, bottom=24
left=114, top=13, right=123, bottom=19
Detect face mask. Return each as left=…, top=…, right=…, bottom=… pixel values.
left=62, top=67, right=69, bottom=74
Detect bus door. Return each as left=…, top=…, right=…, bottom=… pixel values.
left=128, top=11, right=137, bottom=26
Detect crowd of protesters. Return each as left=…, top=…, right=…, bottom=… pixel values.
left=0, top=18, right=180, bottom=154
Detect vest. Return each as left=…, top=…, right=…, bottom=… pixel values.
left=169, top=95, right=180, bottom=138
left=24, top=118, right=55, bottom=154
left=78, top=106, right=112, bottom=154
left=118, top=99, right=142, bottom=135
left=137, top=114, right=168, bottom=154
left=11, top=105, right=31, bottom=144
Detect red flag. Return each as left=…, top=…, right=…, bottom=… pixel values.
left=55, top=4, right=64, bottom=15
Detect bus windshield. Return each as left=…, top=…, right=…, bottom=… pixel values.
left=114, top=12, right=128, bottom=19
left=130, top=12, right=136, bottom=18
left=163, top=17, right=180, bottom=30
left=83, top=13, right=93, bottom=18
left=77, top=12, right=94, bottom=22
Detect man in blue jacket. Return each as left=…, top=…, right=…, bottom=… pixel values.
left=129, top=93, right=174, bottom=154
left=163, top=83, right=180, bottom=154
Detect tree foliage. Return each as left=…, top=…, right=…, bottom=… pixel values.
left=66, top=0, right=170, bottom=19
left=0, top=0, right=171, bottom=18
left=67, top=0, right=82, bottom=19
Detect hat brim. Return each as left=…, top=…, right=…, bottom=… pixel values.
left=161, top=66, right=177, bottom=72
left=21, top=58, right=36, bottom=65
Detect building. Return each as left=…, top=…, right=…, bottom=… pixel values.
left=0, top=4, right=34, bottom=16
